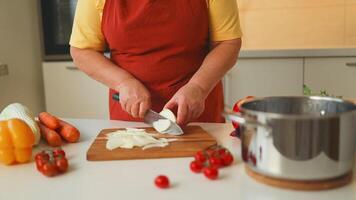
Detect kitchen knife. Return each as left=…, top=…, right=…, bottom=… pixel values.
left=112, top=93, right=184, bottom=135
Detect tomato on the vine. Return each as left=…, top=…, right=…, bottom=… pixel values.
left=194, top=151, right=207, bottom=163
left=34, top=149, right=69, bottom=177
left=190, top=161, right=203, bottom=173
left=41, top=163, right=58, bottom=177
left=222, top=152, right=234, bottom=166
left=203, top=167, right=219, bottom=180
left=55, top=157, right=68, bottom=172
left=53, top=149, right=66, bottom=157
left=35, top=152, right=49, bottom=161
left=217, top=148, right=227, bottom=156
left=209, top=157, right=223, bottom=168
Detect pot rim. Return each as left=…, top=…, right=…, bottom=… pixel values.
left=240, top=96, right=356, bottom=120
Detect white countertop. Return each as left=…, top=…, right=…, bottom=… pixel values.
left=1, top=119, right=355, bottom=200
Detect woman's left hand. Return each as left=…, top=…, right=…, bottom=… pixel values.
left=164, top=83, right=208, bottom=125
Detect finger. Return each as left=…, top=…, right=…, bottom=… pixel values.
left=130, top=102, right=140, bottom=118
left=139, top=101, right=150, bottom=118
left=124, top=101, right=131, bottom=114
left=164, top=99, right=178, bottom=111
left=120, top=99, right=128, bottom=113
left=177, top=102, right=189, bottom=125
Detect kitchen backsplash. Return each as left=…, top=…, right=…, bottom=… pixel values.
left=237, top=0, right=356, bottom=50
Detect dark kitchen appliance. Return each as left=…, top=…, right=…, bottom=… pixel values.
left=39, top=0, right=77, bottom=61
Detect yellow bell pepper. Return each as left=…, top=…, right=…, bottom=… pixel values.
left=0, top=118, right=35, bottom=165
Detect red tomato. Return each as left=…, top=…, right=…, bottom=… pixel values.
left=217, top=148, right=227, bottom=156
left=203, top=167, right=219, bottom=180
left=35, top=152, right=49, bottom=162
left=222, top=153, right=234, bottom=166
left=194, top=151, right=207, bottom=163
left=55, top=157, right=69, bottom=172
left=53, top=149, right=66, bottom=158
left=154, top=175, right=170, bottom=189
left=35, top=159, right=46, bottom=171
left=209, top=157, right=223, bottom=168
left=190, top=161, right=203, bottom=173
left=42, top=163, right=59, bottom=177
left=206, top=149, right=216, bottom=157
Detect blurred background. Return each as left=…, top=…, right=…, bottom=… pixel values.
left=0, top=0, right=355, bottom=119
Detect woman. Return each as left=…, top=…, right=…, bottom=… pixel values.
left=70, top=0, right=242, bottom=125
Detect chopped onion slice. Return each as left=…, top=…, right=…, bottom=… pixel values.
left=159, top=108, right=177, bottom=122
left=105, top=128, right=172, bottom=150
left=152, top=119, right=171, bottom=133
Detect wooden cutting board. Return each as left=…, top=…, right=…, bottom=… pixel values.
left=86, top=126, right=217, bottom=161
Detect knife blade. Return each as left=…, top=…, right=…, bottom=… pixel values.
left=112, top=93, right=184, bottom=135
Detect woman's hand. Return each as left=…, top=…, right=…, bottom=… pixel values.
left=116, top=78, right=151, bottom=118
left=164, top=83, right=208, bottom=125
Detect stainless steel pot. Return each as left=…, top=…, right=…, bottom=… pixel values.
left=226, top=96, right=356, bottom=181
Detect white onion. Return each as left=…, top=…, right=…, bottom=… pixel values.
left=152, top=119, right=171, bottom=133
left=159, top=109, right=176, bottom=122
left=105, top=128, right=171, bottom=150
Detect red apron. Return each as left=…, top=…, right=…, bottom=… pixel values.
left=102, top=0, right=225, bottom=123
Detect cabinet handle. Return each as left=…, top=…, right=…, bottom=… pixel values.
left=346, top=63, right=356, bottom=67
left=66, top=66, right=78, bottom=70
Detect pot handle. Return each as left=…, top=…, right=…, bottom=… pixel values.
left=223, top=110, right=272, bottom=132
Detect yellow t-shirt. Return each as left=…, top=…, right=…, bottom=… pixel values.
left=70, top=0, right=242, bottom=51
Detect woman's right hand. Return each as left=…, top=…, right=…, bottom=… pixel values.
left=116, top=78, right=151, bottom=118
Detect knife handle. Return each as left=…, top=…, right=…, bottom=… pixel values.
left=112, top=93, right=120, bottom=101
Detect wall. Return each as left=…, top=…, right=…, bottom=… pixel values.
left=237, top=0, right=356, bottom=50
left=0, top=0, right=44, bottom=113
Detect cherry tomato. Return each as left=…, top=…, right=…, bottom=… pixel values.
left=154, top=175, right=170, bottom=189
left=217, top=148, right=227, bottom=156
left=55, top=157, right=69, bottom=172
left=206, top=149, right=216, bottom=157
left=35, top=158, right=46, bottom=171
left=42, top=163, right=59, bottom=177
left=222, top=152, right=234, bottom=166
left=203, top=167, right=219, bottom=180
left=53, top=149, right=66, bottom=158
left=190, top=161, right=203, bottom=173
left=209, top=157, right=223, bottom=168
left=194, top=151, right=207, bottom=163
left=35, top=152, right=49, bottom=162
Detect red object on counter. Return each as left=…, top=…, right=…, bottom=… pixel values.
left=35, top=149, right=69, bottom=177
left=203, top=167, right=219, bottom=180
left=154, top=175, right=170, bottom=189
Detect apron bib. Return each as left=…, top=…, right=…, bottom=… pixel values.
left=102, top=0, right=225, bottom=122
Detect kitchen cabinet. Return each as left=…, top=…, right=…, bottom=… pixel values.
left=223, top=58, right=304, bottom=107
left=304, top=57, right=356, bottom=99
left=345, top=0, right=356, bottom=46
left=42, top=62, right=109, bottom=119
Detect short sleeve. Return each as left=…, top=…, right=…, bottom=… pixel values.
left=69, top=0, right=106, bottom=51
left=208, top=0, right=242, bottom=41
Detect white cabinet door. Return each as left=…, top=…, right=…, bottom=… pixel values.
left=224, top=58, right=304, bottom=107
left=304, top=57, right=356, bottom=99
left=42, top=62, right=109, bottom=119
